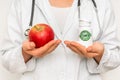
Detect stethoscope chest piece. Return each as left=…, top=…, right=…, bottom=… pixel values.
left=24, top=28, right=31, bottom=36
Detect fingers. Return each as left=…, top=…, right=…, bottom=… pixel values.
left=40, top=40, right=60, bottom=54
left=64, top=40, right=70, bottom=47
left=64, top=40, right=87, bottom=56
left=86, top=46, right=98, bottom=57
left=87, top=42, right=104, bottom=54
left=64, top=40, right=81, bottom=54
left=86, top=42, right=104, bottom=62
left=70, top=42, right=101, bottom=58
left=47, top=40, right=61, bottom=53
left=70, top=41, right=86, bottom=54
left=29, top=40, right=61, bottom=58
left=86, top=52, right=99, bottom=58
left=22, top=40, right=36, bottom=51
left=64, top=40, right=100, bottom=58
left=86, top=46, right=92, bottom=52
left=87, top=45, right=98, bottom=53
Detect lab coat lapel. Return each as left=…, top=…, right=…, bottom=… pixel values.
left=36, top=0, right=62, bottom=39
left=62, top=0, right=88, bottom=37
left=62, top=0, right=77, bottom=38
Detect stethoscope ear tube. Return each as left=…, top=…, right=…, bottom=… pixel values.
left=29, top=0, right=35, bottom=26
left=91, top=0, right=97, bottom=8
left=24, top=0, right=35, bottom=36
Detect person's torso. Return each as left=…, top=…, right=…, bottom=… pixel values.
left=20, top=0, right=106, bottom=80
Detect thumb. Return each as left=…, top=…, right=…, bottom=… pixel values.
left=87, top=46, right=98, bottom=53
left=29, top=42, right=36, bottom=49
left=22, top=40, right=36, bottom=51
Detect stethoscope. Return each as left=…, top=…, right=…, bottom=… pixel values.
left=24, top=0, right=103, bottom=41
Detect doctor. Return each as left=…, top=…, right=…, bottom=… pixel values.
left=0, top=0, right=120, bottom=80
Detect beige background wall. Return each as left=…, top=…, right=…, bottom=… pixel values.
left=0, top=0, right=120, bottom=80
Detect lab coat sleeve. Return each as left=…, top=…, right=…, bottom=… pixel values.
left=87, top=0, right=120, bottom=74
left=1, top=47, right=36, bottom=73
left=0, top=0, right=36, bottom=73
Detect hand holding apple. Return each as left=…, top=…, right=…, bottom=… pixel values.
left=22, top=23, right=61, bottom=62
left=22, top=40, right=61, bottom=62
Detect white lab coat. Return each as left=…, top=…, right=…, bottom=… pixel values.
left=0, top=0, right=120, bottom=80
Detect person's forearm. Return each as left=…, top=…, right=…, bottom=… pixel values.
left=22, top=50, right=32, bottom=63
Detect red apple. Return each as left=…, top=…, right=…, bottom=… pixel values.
left=28, top=24, right=54, bottom=48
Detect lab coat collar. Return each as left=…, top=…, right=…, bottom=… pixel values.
left=62, top=0, right=78, bottom=38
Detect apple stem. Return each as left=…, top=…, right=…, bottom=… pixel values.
left=34, top=26, right=42, bottom=31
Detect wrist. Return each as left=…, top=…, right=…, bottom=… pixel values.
left=22, top=50, right=32, bottom=63
left=94, top=55, right=102, bottom=64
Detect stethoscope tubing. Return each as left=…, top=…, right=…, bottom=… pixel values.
left=24, top=0, right=35, bottom=36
